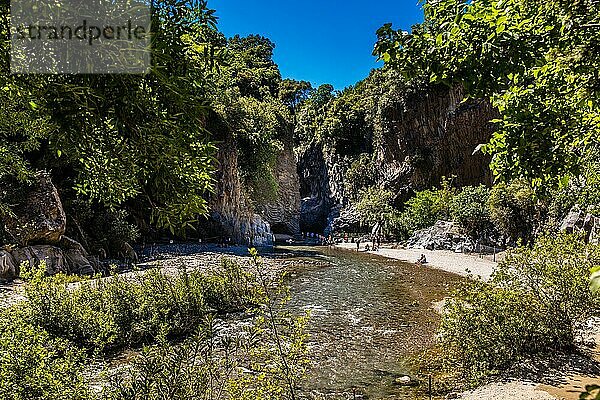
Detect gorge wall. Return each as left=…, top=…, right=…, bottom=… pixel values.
left=375, top=84, right=496, bottom=195
left=297, top=83, right=499, bottom=234
left=202, top=133, right=301, bottom=246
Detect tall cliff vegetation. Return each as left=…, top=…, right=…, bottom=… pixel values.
left=0, top=0, right=298, bottom=250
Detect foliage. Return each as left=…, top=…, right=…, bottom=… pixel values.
left=294, top=70, right=408, bottom=156
left=345, top=154, right=377, bottom=201
left=396, top=179, right=456, bottom=238
left=21, top=259, right=259, bottom=353
left=104, top=250, right=308, bottom=400
left=0, top=251, right=309, bottom=399
left=355, top=186, right=399, bottom=230
left=450, top=185, right=491, bottom=238
left=0, top=308, right=91, bottom=400
left=63, top=197, right=139, bottom=257
left=440, top=233, right=600, bottom=382
left=279, top=79, right=313, bottom=113
left=206, top=34, right=294, bottom=207
left=547, top=160, right=600, bottom=226
left=0, top=0, right=302, bottom=238
left=0, top=0, right=223, bottom=236
left=581, top=385, right=600, bottom=400
left=225, top=96, right=288, bottom=204
left=375, top=0, right=600, bottom=191
left=488, top=180, right=538, bottom=244
left=227, top=35, right=282, bottom=100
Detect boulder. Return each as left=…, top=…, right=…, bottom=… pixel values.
left=12, top=245, right=67, bottom=275
left=60, top=237, right=97, bottom=276
left=2, top=172, right=66, bottom=246
left=393, top=375, right=419, bottom=387
left=559, top=206, right=600, bottom=244
left=559, top=206, right=583, bottom=234
left=407, top=221, right=470, bottom=251
left=0, top=250, right=17, bottom=281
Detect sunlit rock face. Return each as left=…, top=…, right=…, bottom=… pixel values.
left=297, top=84, right=498, bottom=234
left=258, top=137, right=301, bottom=237
left=374, top=84, right=496, bottom=201
left=202, top=131, right=301, bottom=246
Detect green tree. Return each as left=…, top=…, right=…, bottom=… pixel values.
left=450, top=185, right=491, bottom=238
left=279, top=79, right=313, bottom=113
left=355, top=187, right=399, bottom=233
left=375, top=0, right=600, bottom=191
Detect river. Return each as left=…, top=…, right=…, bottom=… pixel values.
left=277, top=246, right=465, bottom=399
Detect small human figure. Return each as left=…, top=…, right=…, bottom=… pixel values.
left=417, top=254, right=427, bottom=265
left=356, top=240, right=360, bottom=252
left=365, top=244, right=371, bottom=252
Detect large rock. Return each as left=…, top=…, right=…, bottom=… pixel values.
left=0, top=250, right=17, bottom=281
left=12, top=245, right=68, bottom=275
left=59, top=236, right=97, bottom=275
left=407, top=221, right=470, bottom=251
left=559, top=206, right=600, bottom=244
left=559, top=206, right=584, bottom=234
left=2, top=172, right=66, bottom=246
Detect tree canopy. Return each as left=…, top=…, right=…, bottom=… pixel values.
left=375, top=0, right=600, bottom=192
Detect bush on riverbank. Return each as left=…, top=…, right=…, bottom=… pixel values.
left=105, top=269, right=309, bottom=400
left=450, top=185, right=491, bottom=238
left=440, top=233, right=600, bottom=383
left=20, top=259, right=259, bottom=352
left=0, top=309, right=91, bottom=400
left=0, top=253, right=307, bottom=399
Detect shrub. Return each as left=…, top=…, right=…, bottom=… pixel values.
left=22, top=259, right=259, bottom=352
left=440, top=233, right=600, bottom=383
left=0, top=308, right=92, bottom=400
left=103, top=250, right=308, bottom=400
left=450, top=185, right=491, bottom=238
left=488, top=180, right=538, bottom=244
left=397, top=179, right=456, bottom=238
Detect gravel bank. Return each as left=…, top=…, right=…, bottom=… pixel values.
left=334, top=243, right=499, bottom=281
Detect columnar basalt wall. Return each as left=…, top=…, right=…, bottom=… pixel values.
left=202, top=129, right=303, bottom=246
left=297, top=84, right=498, bottom=234
left=258, top=137, right=301, bottom=236
left=375, top=84, right=497, bottom=200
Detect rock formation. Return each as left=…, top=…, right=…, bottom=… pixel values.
left=201, top=135, right=275, bottom=247
left=560, top=206, right=600, bottom=244
left=0, top=250, right=17, bottom=280
left=297, top=84, right=498, bottom=234
left=258, top=137, right=301, bottom=236
left=2, top=172, right=66, bottom=246
left=375, top=84, right=496, bottom=194
left=297, top=142, right=348, bottom=234
left=0, top=173, right=101, bottom=279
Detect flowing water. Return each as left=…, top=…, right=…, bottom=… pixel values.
left=278, top=246, right=465, bottom=399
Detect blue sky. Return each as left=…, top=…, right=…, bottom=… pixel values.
left=211, top=0, right=424, bottom=90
